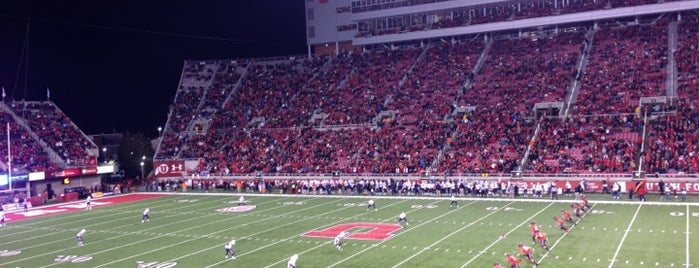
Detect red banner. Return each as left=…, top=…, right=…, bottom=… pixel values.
left=52, top=168, right=82, bottom=178
left=81, top=166, right=98, bottom=175
left=154, top=160, right=186, bottom=178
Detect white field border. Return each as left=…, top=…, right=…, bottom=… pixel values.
left=135, top=191, right=699, bottom=206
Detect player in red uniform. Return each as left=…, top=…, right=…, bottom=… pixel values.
left=518, top=244, right=538, bottom=265
left=561, top=209, right=576, bottom=225
left=536, top=231, right=550, bottom=251
left=493, top=262, right=504, bottom=268
left=577, top=201, right=589, bottom=212
left=505, top=253, right=521, bottom=268
left=581, top=194, right=592, bottom=209
left=571, top=204, right=585, bottom=219
left=553, top=215, right=570, bottom=232
left=529, top=221, right=540, bottom=244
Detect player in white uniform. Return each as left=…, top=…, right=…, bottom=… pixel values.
left=76, top=229, right=86, bottom=246
left=450, top=195, right=459, bottom=208
left=224, top=239, right=236, bottom=259
left=86, top=195, right=92, bottom=210
left=0, top=211, right=5, bottom=227
left=334, top=231, right=346, bottom=251
left=367, top=199, right=377, bottom=211
left=398, top=212, right=408, bottom=225
left=142, top=208, right=150, bottom=223
left=287, top=254, right=298, bottom=268
left=238, top=196, right=246, bottom=206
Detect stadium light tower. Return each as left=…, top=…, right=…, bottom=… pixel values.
left=140, top=161, right=145, bottom=179
left=102, top=147, right=107, bottom=163
left=157, top=126, right=162, bottom=137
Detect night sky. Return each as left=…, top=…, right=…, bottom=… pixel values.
left=0, top=1, right=307, bottom=137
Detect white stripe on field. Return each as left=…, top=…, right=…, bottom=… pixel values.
left=201, top=198, right=415, bottom=268
left=607, top=203, right=642, bottom=268
left=261, top=199, right=470, bottom=268
left=394, top=201, right=523, bottom=268
left=459, top=202, right=555, bottom=268
left=537, top=203, right=595, bottom=265
left=0, top=195, right=229, bottom=245
left=8, top=196, right=297, bottom=266
left=323, top=200, right=488, bottom=268
left=686, top=205, right=690, bottom=268
left=79, top=198, right=340, bottom=268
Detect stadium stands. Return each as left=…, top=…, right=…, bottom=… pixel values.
left=149, top=13, right=699, bottom=177
left=9, top=102, right=97, bottom=167
left=354, top=0, right=686, bottom=38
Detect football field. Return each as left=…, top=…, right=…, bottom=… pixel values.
left=0, top=193, right=697, bottom=268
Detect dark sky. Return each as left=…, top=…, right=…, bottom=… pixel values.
left=0, top=1, right=307, bottom=137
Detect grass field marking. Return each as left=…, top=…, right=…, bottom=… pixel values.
left=1, top=194, right=177, bottom=229
left=458, top=201, right=555, bottom=268
left=392, top=201, right=521, bottom=268
left=5, top=196, right=305, bottom=266
left=0, top=195, right=281, bottom=247
left=260, top=199, right=464, bottom=268
left=200, top=198, right=420, bottom=268
left=607, top=203, right=642, bottom=268
left=141, top=192, right=699, bottom=207
left=320, top=200, right=480, bottom=268
left=200, top=199, right=424, bottom=268
left=536, top=203, right=596, bottom=266
left=6, top=196, right=295, bottom=262
left=70, top=197, right=345, bottom=268
left=686, top=204, right=690, bottom=267
left=0, top=195, right=232, bottom=242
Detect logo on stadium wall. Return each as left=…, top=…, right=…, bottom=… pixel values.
left=154, top=161, right=186, bottom=177
left=217, top=205, right=256, bottom=212
left=303, top=222, right=402, bottom=241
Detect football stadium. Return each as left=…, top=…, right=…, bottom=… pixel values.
left=2, top=0, right=699, bottom=267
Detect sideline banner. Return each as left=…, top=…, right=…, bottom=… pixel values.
left=153, top=160, right=186, bottom=178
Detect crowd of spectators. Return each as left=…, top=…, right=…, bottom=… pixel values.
left=0, top=111, right=55, bottom=173
left=354, top=0, right=683, bottom=38
left=642, top=16, right=699, bottom=174
left=155, top=16, right=699, bottom=177
left=436, top=32, right=584, bottom=174
left=9, top=102, right=96, bottom=167
left=525, top=115, right=641, bottom=174
left=574, top=22, right=668, bottom=115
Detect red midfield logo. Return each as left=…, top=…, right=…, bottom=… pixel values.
left=303, top=222, right=402, bottom=241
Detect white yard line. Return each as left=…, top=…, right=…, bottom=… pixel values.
left=607, top=203, right=642, bottom=268
left=459, top=202, right=555, bottom=268
left=323, top=200, right=489, bottom=268
left=0, top=194, right=176, bottom=236
left=200, top=198, right=414, bottom=268
left=258, top=199, right=464, bottom=268
left=394, top=201, right=523, bottom=268
left=7, top=196, right=298, bottom=266
left=537, top=203, right=596, bottom=265
left=76, top=197, right=342, bottom=268
left=1, top=195, right=240, bottom=250
left=686, top=205, right=690, bottom=268
left=0, top=195, right=228, bottom=245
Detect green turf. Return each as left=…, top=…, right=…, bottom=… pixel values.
left=0, top=193, right=696, bottom=268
